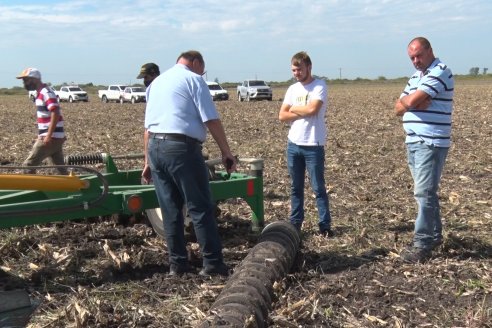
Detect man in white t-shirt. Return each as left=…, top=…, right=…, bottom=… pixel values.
left=278, top=51, right=333, bottom=237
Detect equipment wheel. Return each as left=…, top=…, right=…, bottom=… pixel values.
left=146, top=206, right=191, bottom=239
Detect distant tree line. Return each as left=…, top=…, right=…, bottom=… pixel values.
left=2, top=72, right=492, bottom=96
left=469, top=67, right=488, bottom=76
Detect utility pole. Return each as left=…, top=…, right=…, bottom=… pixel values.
left=339, top=68, right=342, bottom=80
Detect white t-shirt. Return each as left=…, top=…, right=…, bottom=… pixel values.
left=283, top=79, right=327, bottom=146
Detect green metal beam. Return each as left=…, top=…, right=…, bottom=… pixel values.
left=0, top=157, right=264, bottom=230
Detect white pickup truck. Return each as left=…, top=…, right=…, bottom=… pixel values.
left=207, top=81, right=229, bottom=101
left=237, top=80, right=272, bottom=101
left=98, top=85, right=127, bottom=103
left=120, top=86, right=146, bottom=104
left=28, top=90, right=37, bottom=102
left=55, top=85, right=89, bottom=103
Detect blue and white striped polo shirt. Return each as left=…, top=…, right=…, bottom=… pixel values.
left=400, top=58, right=454, bottom=147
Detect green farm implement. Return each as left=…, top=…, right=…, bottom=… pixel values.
left=0, top=153, right=265, bottom=235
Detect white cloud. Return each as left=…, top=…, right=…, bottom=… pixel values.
left=0, top=0, right=491, bottom=87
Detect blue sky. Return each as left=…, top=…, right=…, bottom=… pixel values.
left=1, top=0, right=490, bottom=88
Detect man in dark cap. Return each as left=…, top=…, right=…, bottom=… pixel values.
left=137, top=63, right=161, bottom=184
left=137, top=63, right=160, bottom=87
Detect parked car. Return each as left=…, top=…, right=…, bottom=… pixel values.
left=206, top=81, right=229, bottom=101
left=55, top=85, right=89, bottom=103
left=237, top=80, right=272, bottom=101
left=120, top=87, right=146, bottom=104
left=28, top=90, right=37, bottom=102
left=98, top=85, right=127, bottom=103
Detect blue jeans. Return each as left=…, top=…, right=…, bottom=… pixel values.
left=287, top=141, right=332, bottom=231
left=148, top=137, right=223, bottom=267
left=406, top=142, right=449, bottom=250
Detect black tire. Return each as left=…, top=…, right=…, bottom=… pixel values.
left=217, top=285, right=272, bottom=312
left=102, top=95, right=108, bottom=103
left=211, top=295, right=265, bottom=327
left=237, top=93, right=243, bottom=102
left=261, top=220, right=301, bottom=247
left=243, top=243, right=291, bottom=274
left=131, top=97, right=136, bottom=104
left=258, top=231, right=298, bottom=265
left=69, top=96, right=73, bottom=103
left=245, top=93, right=250, bottom=102
left=199, top=312, right=245, bottom=328
left=225, top=275, right=274, bottom=301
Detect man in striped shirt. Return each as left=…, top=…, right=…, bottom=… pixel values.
left=17, top=68, right=68, bottom=175
left=394, top=37, right=454, bottom=263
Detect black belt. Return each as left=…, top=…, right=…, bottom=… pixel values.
left=150, top=133, right=202, bottom=144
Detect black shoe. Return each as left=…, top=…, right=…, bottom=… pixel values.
left=291, top=222, right=302, bottom=232
left=319, top=229, right=335, bottom=238
left=169, top=263, right=191, bottom=276
left=198, top=263, right=229, bottom=277
left=431, top=239, right=443, bottom=250
left=400, top=246, right=431, bottom=264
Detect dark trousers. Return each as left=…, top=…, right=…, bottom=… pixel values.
left=148, top=137, right=223, bottom=267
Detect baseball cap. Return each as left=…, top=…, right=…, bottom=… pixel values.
left=16, top=68, right=42, bottom=80
left=136, top=63, right=160, bottom=79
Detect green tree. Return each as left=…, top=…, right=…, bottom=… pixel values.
left=469, top=67, right=480, bottom=76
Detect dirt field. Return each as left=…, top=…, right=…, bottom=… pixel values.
left=0, top=81, right=491, bottom=327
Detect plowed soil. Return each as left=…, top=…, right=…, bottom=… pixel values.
left=1, top=81, right=491, bottom=327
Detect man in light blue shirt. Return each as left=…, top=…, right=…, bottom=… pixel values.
left=143, top=50, right=236, bottom=276
left=395, top=37, right=454, bottom=263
